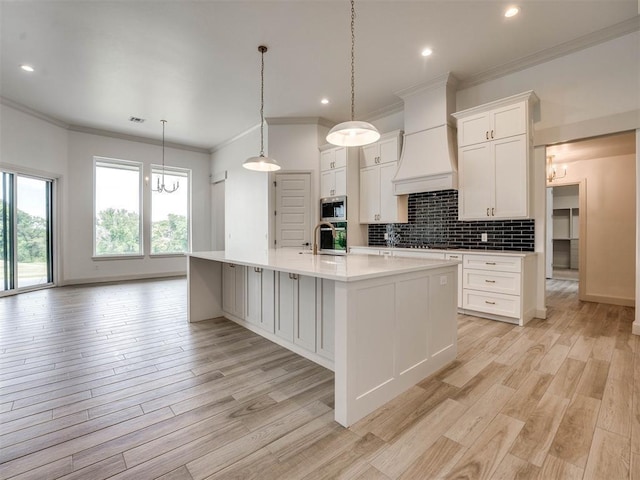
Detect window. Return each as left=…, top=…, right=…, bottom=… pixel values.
left=94, top=158, right=142, bottom=257
left=151, top=166, right=190, bottom=254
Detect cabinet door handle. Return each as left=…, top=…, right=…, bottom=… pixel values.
left=254, top=267, right=262, bottom=273
left=485, top=279, right=496, bottom=283
left=486, top=208, right=490, bottom=216
left=485, top=300, right=496, bottom=305
left=491, top=207, right=495, bottom=216
left=486, top=131, right=489, bottom=140
left=491, top=129, right=494, bottom=139
left=288, top=273, right=298, bottom=280
left=485, top=262, right=497, bottom=265
left=229, top=263, right=235, bottom=268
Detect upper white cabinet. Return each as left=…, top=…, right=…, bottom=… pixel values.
left=359, top=131, right=408, bottom=224
left=457, top=102, right=527, bottom=147
left=360, top=134, right=400, bottom=168
left=453, top=91, right=538, bottom=221
left=320, top=147, right=347, bottom=197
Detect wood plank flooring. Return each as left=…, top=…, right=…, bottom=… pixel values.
left=0, top=277, right=637, bottom=479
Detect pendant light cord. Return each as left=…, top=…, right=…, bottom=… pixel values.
left=161, top=119, right=166, bottom=183
left=259, top=45, right=266, bottom=156
left=350, top=0, right=355, bottom=122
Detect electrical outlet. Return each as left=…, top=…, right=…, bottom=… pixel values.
left=481, top=232, right=488, bottom=242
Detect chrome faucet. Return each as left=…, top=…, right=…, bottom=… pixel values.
left=312, top=221, right=336, bottom=255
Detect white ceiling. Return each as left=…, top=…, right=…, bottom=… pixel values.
left=1, top=1, right=638, bottom=151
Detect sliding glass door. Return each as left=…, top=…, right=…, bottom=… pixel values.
left=1, top=171, right=53, bottom=293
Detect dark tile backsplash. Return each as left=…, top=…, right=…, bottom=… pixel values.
left=368, top=190, right=535, bottom=252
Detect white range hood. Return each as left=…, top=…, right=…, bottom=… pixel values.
left=392, top=73, right=459, bottom=195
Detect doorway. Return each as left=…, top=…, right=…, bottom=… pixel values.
left=1, top=171, right=54, bottom=294
left=547, top=184, right=580, bottom=281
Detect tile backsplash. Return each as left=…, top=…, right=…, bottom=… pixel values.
left=368, top=190, right=535, bottom=252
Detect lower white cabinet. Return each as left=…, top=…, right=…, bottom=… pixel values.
left=276, top=272, right=317, bottom=352
left=461, top=253, right=536, bottom=326
left=445, top=253, right=463, bottom=309
left=317, top=279, right=335, bottom=360
left=222, top=263, right=245, bottom=320
left=246, top=267, right=275, bottom=333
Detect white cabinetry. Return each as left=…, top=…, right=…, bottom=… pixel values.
left=457, top=102, right=527, bottom=147
left=276, top=272, right=317, bottom=352
left=445, top=253, right=463, bottom=309
left=317, top=279, right=335, bottom=361
left=222, top=263, right=245, bottom=319
left=461, top=253, right=536, bottom=326
left=246, top=267, right=275, bottom=333
left=453, top=92, right=538, bottom=221
left=359, top=131, right=408, bottom=224
left=320, top=147, right=347, bottom=197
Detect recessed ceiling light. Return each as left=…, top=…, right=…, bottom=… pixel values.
left=20, top=64, right=35, bottom=72
left=504, top=6, right=519, bottom=18
left=321, top=98, right=329, bottom=105
left=421, top=48, right=433, bottom=57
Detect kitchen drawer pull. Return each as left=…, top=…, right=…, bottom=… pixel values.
left=254, top=267, right=263, bottom=273
left=486, top=208, right=490, bottom=216
left=229, top=264, right=235, bottom=268
left=485, top=262, right=497, bottom=265
left=485, top=279, right=496, bottom=283
left=288, top=273, right=298, bottom=280
left=449, top=255, right=459, bottom=259
left=485, top=300, right=496, bottom=305
left=491, top=207, right=495, bottom=216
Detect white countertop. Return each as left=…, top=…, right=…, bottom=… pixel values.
left=350, top=245, right=537, bottom=258
left=188, top=249, right=458, bottom=282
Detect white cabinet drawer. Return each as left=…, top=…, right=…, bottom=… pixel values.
left=463, top=254, right=522, bottom=273
left=463, top=289, right=520, bottom=319
left=463, top=269, right=521, bottom=295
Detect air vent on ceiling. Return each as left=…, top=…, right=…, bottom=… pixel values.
left=129, top=116, right=145, bottom=123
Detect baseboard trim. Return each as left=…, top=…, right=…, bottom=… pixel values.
left=61, top=272, right=186, bottom=286
left=581, top=293, right=635, bottom=307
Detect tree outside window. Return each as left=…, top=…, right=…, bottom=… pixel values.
left=151, top=167, right=190, bottom=254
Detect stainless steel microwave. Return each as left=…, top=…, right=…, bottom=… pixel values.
left=320, top=195, right=346, bottom=222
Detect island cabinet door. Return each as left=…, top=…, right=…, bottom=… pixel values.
left=316, top=279, right=335, bottom=361
left=245, top=267, right=275, bottom=333
left=276, top=272, right=317, bottom=351
left=222, top=263, right=245, bottom=320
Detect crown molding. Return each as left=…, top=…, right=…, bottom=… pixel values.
left=1, top=96, right=69, bottom=129
left=211, top=123, right=261, bottom=154
left=459, top=16, right=640, bottom=90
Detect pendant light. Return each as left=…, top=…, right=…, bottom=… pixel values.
left=153, top=119, right=179, bottom=193
left=326, top=0, right=380, bottom=147
left=243, top=45, right=281, bottom=172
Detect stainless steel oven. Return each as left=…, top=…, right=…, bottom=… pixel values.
left=319, top=222, right=347, bottom=254
left=320, top=195, right=346, bottom=222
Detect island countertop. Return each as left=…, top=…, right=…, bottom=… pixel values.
left=188, top=249, right=459, bottom=282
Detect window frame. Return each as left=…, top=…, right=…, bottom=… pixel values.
left=93, top=157, right=144, bottom=259
left=149, top=164, right=191, bottom=257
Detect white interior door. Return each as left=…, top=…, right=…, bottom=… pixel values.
left=275, top=173, right=311, bottom=249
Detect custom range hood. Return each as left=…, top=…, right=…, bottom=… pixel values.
left=392, top=73, right=459, bottom=195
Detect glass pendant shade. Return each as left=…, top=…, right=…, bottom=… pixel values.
left=243, top=154, right=281, bottom=172
left=326, top=120, right=380, bottom=147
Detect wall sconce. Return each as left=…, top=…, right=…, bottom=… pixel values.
left=547, top=155, right=567, bottom=183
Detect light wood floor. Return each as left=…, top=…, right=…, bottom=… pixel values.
left=0, top=278, right=638, bottom=480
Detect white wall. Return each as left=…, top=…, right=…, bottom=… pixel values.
left=65, top=130, right=210, bottom=284
left=457, top=31, right=640, bottom=145
left=0, top=103, right=211, bottom=285
left=210, top=127, right=270, bottom=258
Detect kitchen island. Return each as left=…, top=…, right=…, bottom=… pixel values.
left=187, top=249, right=458, bottom=427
